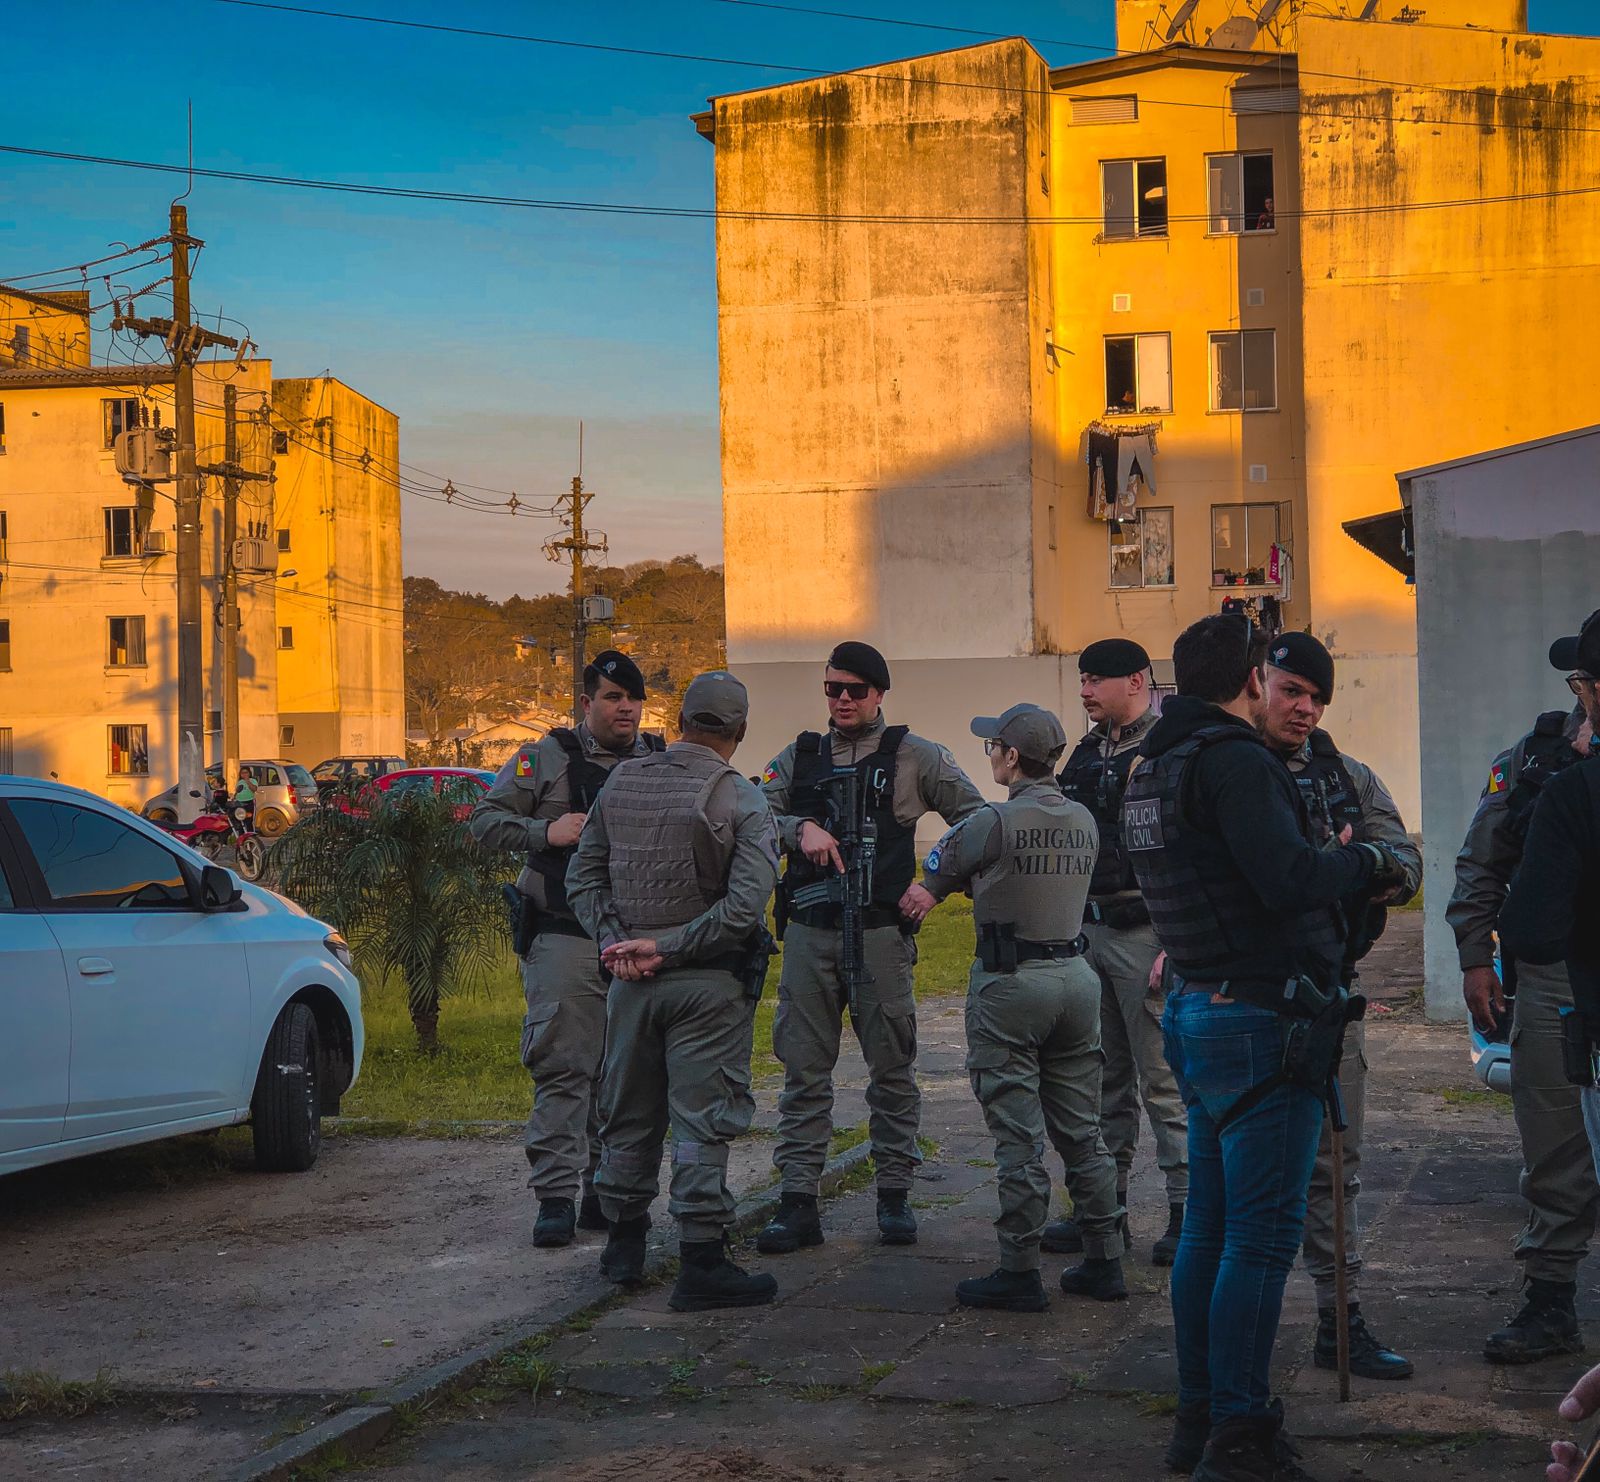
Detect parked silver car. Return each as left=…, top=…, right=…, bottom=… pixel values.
left=141, top=760, right=319, bottom=837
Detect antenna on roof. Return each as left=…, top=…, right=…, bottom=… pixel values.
left=1165, top=0, right=1201, bottom=40
left=1256, top=0, right=1288, bottom=26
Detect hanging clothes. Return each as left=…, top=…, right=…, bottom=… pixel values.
left=1087, top=432, right=1119, bottom=514
left=1116, top=432, right=1158, bottom=497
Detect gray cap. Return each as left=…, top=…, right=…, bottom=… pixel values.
left=971, top=703, right=1068, bottom=765
left=681, top=670, right=749, bottom=734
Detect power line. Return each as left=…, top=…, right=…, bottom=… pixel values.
left=5, top=141, right=1600, bottom=225
left=207, top=0, right=1600, bottom=136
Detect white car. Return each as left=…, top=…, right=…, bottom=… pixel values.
left=1, top=776, right=363, bottom=1175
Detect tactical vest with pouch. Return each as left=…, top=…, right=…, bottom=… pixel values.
left=1057, top=727, right=1143, bottom=896
left=970, top=783, right=1097, bottom=967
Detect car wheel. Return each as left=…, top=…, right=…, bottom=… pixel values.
left=251, top=1002, right=322, bottom=1172
left=235, top=836, right=265, bottom=881
left=255, top=808, right=289, bottom=838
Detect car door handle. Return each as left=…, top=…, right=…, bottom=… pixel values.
left=77, top=957, right=115, bottom=976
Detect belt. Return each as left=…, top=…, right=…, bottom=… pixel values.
left=1085, top=896, right=1150, bottom=930
left=790, top=903, right=907, bottom=933
left=1171, top=972, right=1310, bottom=1015
left=1016, top=935, right=1090, bottom=963
left=532, top=916, right=590, bottom=941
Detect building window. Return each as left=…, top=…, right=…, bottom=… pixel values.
left=108, top=615, right=147, bottom=667
left=103, top=506, right=143, bottom=558
left=280, top=723, right=296, bottom=748
left=1104, top=333, right=1173, bottom=414
left=1207, top=153, right=1275, bottom=234
left=9, top=325, right=29, bottom=365
left=0, top=401, right=7, bottom=454
left=273, top=430, right=290, bottom=455
left=1047, top=504, right=1057, bottom=552
left=1101, top=158, right=1167, bottom=240
left=108, top=723, right=150, bottom=775
left=0, top=619, right=10, bottom=671
left=102, top=397, right=140, bottom=449
left=276, top=528, right=292, bottom=552
left=278, top=625, right=295, bottom=650
left=1209, top=330, right=1277, bottom=412
left=0, top=510, right=7, bottom=560
left=1110, top=507, right=1175, bottom=590
left=1212, top=503, right=1281, bottom=586
left=0, top=727, right=12, bottom=772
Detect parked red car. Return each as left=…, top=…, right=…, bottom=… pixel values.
left=333, top=767, right=494, bottom=820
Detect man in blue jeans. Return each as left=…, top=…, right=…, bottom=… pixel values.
left=1122, top=616, right=1404, bottom=1481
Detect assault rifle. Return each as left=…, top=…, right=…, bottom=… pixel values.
left=788, top=764, right=884, bottom=1005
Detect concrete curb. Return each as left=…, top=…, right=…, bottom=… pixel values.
left=229, top=1139, right=875, bottom=1481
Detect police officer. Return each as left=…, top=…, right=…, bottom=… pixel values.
left=757, top=641, right=984, bottom=1253
left=914, top=704, right=1127, bottom=1311
left=1453, top=611, right=1600, bottom=1363
left=1261, top=633, right=1421, bottom=1383
left=565, top=670, right=781, bottom=1311
left=469, top=650, right=664, bottom=1248
left=1046, top=638, right=1188, bottom=1267
left=1122, top=615, right=1400, bottom=1480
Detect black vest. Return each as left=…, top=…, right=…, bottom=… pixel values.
left=1123, top=723, right=1345, bottom=987
left=1058, top=731, right=1142, bottom=895
left=1507, top=710, right=1583, bottom=852
left=527, top=727, right=666, bottom=914
left=1295, top=729, right=1384, bottom=975
left=782, top=725, right=915, bottom=911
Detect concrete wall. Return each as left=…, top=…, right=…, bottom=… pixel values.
left=1402, top=427, right=1600, bottom=1021
left=1298, top=16, right=1600, bottom=831
left=711, top=39, right=1051, bottom=667
left=0, top=289, right=91, bottom=372
left=273, top=377, right=405, bottom=765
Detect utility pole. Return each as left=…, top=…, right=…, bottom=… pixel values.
left=543, top=425, right=608, bottom=723
left=116, top=205, right=245, bottom=820
left=221, top=384, right=241, bottom=796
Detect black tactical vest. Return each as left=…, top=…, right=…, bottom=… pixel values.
left=1293, top=730, right=1366, bottom=849
left=1058, top=731, right=1142, bottom=895
left=1123, top=724, right=1345, bottom=987
left=528, top=727, right=666, bottom=914
left=782, top=725, right=915, bottom=910
left=1506, top=710, right=1583, bottom=851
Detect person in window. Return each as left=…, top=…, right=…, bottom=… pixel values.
left=1255, top=197, right=1275, bottom=231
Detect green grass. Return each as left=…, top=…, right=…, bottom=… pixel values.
left=341, top=899, right=977, bottom=1129
left=0, top=1369, right=118, bottom=1422
left=1434, top=1085, right=1514, bottom=1113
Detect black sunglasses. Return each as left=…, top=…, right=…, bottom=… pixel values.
left=824, top=681, right=873, bottom=700
left=1568, top=673, right=1596, bottom=695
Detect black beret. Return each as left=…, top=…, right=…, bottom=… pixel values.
left=585, top=649, right=645, bottom=700
left=1078, top=638, right=1150, bottom=679
left=1265, top=631, right=1335, bottom=703
left=827, top=641, right=891, bottom=692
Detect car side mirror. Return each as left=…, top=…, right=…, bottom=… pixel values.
left=199, top=863, right=243, bottom=910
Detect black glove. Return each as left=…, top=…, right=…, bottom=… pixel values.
left=1358, top=841, right=1407, bottom=893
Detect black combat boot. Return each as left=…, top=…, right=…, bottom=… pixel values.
left=1163, top=1400, right=1210, bottom=1473
left=576, top=1192, right=608, bottom=1232
left=668, top=1239, right=778, bottom=1312
left=756, top=1193, right=824, bottom=1254
left=876, top=1188, right=918, bottom=1245
left=1058, top=1255, right=1128, bottom=1302
left=1483, top=1277, right=1585, bottom=1363
left=955, top=1267, right=1049, bottom=1313
left=1151, top=1203, right=1184, bottom=1268
left=1191, top=1414, right=1279, bottom=1482
left=1040, top=1213, right=1084, bottom=1254
left=599, top=1214, right=650, bottom=1284
left=1314, top=1303, right=1414, bottom=1380
left=532, top=1196, right=576, bottom=1248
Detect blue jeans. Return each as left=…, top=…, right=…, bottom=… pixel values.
left=1162, top=989, right=1324, bottom=1423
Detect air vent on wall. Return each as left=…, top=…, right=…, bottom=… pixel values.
left=1069, top=95, right=1138, bottom=125
left=1246, top=288, right=1266, bottom=308
left=1249, top=465, right=1269, bottom=483
left=1232, top=85, right=1299, bottom=115
left=1112, top=293, right=1132, bottom=313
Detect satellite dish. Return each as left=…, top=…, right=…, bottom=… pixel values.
left=1210, top=16, right=1261, bottom=48
left=1256, top=0, right=1288, bottom=26
left=1358, top=0, right=1381, bottom=16
left=1165, top=0, right=1201, bottom=40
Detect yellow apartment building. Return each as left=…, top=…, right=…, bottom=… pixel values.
left=0, top=287, right=404, bottom=798
left=696, top=0, right=1600, bottom=824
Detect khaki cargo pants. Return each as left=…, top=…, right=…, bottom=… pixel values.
left=595, top=967, right=757, bottom=1242
left=967, top=956, right=1126, bottom=1271
left=772, top=922, right=920, bottom=1196
left=519, top=931, right=607, bottom=1201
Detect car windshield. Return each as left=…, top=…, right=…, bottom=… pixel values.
left=311, top=761, right=341, bottom=781
left=286, top=765, right=315, bottom=788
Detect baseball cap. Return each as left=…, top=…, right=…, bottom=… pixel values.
left=681, top=671, right=749, bottom=734
left=1549, top=609, right=1600, bottom=677
left=585, top=649, right=645, bottom=700
left=1265, top=631, right=1335, bottom=704
left=970, top=704, right=1068, bottom=765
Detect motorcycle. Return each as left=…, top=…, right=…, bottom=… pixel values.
left=157, top=788, right=266, bottom=882
left=153, top=809, right=233, bottom=861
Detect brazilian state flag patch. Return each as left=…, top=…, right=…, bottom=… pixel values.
left=515, top=753, right=535, bottom=778
left=762, top=764, right=778, bottom=783
left=1486, top=762, right=1507, bottom=795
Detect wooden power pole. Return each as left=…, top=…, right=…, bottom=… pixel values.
left=543, top=427, right=609, bottom=723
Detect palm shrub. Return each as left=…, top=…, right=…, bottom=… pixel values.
left=270, top=784, right=511, bottom=1052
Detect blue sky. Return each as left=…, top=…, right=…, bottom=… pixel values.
left=3, top=0, right=1595, bottom=597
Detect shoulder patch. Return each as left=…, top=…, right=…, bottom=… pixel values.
left=1486, top=762, right=1507, bottom=795
left=762, top=763, right=779, bottom=784
left=514, top=749, right=537, bottom=780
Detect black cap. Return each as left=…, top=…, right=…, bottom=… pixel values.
left=827, top=641, right=891, bottom=692
left=1078, top=638, right=1150, bottom=680
left=1549, top=610, right=1600, bottom=677
left=1265, top=632, right=1335, bottom=704
left=585, top=649, right=645, bottom=700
